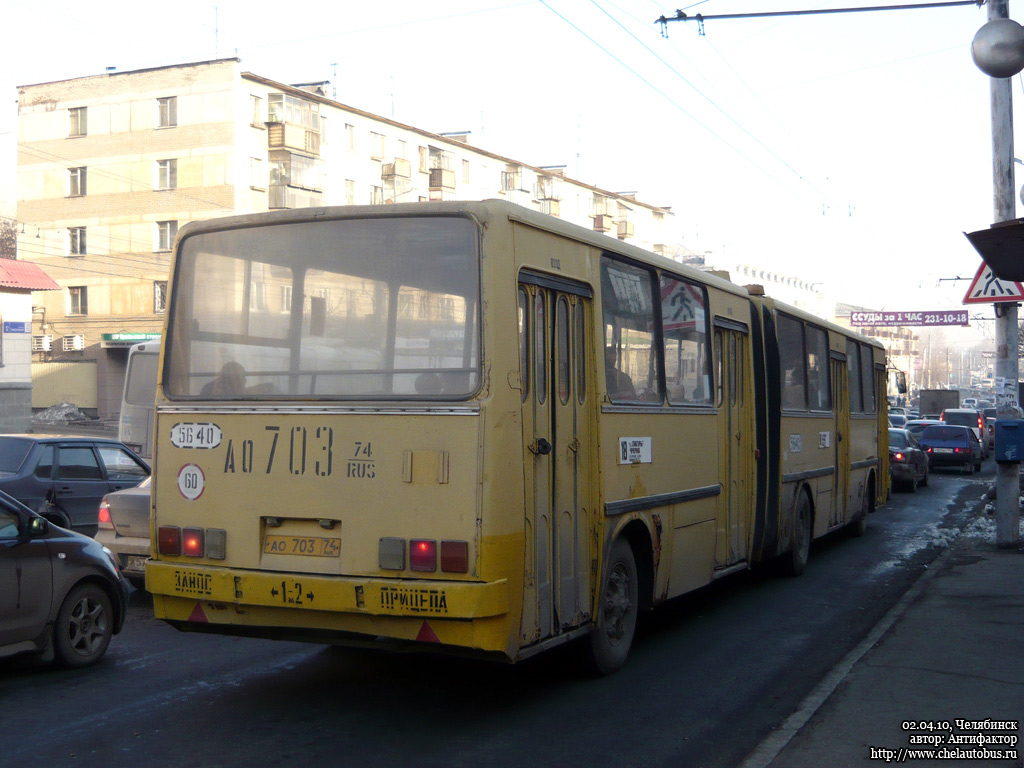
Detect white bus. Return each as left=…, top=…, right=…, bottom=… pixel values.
left=118, top=339, right=160, bottom=460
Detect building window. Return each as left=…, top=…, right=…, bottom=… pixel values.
left=397, top=139, right=407, bottom=160
left=69, top=227, right=86, bottom=256
left=68, top=167, right=87, bottom=197
left=68, top=287, right=88, bottom=316
left=345, top=179, right=355, bottom=205
left=69, top=107, right=87, bottom=137
left=250, top=157, right=265, bottom=190
left=156, top=221, right=178, bottom=252
left=320, top=115, right=327, bottom=144
left=370, top=132, right=386, bottom=160
left=345, top=123, right=355, bottom=151
left=250, top=95, right=263, bottom=127
left=418, top=146, right=429, bottom=173
left=157, top=96, right=177, bottom=128
left=154, top=281, right=167, bottom=314
left=156, top=159, right=177, bottom=190
left=371, top=185, right=383, bottom=205
left=281, top=284, right=292, bottom=313
left=462, top=159, right=471, bottom=184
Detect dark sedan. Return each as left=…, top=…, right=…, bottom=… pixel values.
left=888, top=428, right=929, bottom=492
left=0, top=490, right=129, bottom=667
left=0, top=436, right=150, bottom=536
left=917, top=424, right=983, bottom=474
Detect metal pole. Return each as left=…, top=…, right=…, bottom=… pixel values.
left=989, top=0, right=1021, bottom=547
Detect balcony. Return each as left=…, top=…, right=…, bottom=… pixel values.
left=593, top=214, right=614, bottom=233
left=267, top=123, right=320, bottom=157
left=502, top=171, right=526, bottom=192
left=429, top=168, right=456, bottom=190
left=382, top=158, right=412, bottom=179
left=617, top=221, right=635, bottom=240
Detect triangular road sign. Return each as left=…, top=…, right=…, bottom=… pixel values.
left=963, top=262, right=1024, bottom=304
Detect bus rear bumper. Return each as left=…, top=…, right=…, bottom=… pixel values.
left=146, top=560, right=512, bottom=653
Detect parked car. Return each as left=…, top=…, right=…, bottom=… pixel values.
left=888, top=428, right=929, bottom=492
left=918, top=424, right=983, bottom=474
left=97, top=476, right=151, bottom=589
left=904, top=418, right=943, bottom=438
left=983, top=407, right=997, bottom=451
left=0, top=436, right=150, bottom=537
left=0, top=489, right=129, bottom=667
left=940, top=409, right=988, bottom=459
left=889, top=413, right=908, bottom=428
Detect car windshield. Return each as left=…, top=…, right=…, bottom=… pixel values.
left=944, top=412, right=977, bottom=427
left=921, top=426, right=968, bottom=441
left=888, top=430, right=909, bottom=448
left=0, top=437, right=33, bottom=472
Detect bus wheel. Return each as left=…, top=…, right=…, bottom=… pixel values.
left=587, top=538, right=638, bottom=675
left=783, top=492, right=812, bottom=577
left=849, top=490, right=869, bottom=538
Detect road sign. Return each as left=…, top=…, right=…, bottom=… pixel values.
left=963, top=262, right=1024, bottom=304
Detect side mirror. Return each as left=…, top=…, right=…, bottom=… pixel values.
left=29, top=516, right=49, bottom=536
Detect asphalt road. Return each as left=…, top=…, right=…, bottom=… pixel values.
left=0, top=462, right=991, bottom=768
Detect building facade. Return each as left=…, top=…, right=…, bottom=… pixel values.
left=16, top=59, right=681, bottom=418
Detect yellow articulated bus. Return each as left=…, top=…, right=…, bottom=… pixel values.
left=146, top=199, right=887, bottom=673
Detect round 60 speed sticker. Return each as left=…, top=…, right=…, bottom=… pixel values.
left=177, top=464, right=206, bottom=500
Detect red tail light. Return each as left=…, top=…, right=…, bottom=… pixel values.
left=894, top=451, right=905, bottom=462
left=410, top=539, right=437, bottom=571
left=440, top=540, right=468, bottom=573
left=98, top=499, right=112, bottom=529
left=158, top=526, right=181, bottom=555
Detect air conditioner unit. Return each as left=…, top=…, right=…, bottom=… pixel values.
left=32, top=335, right=52, bottom=352
left=62, top=334, right=85, bottom=352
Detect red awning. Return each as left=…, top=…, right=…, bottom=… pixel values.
left=0, top=260, right=61, bottom=291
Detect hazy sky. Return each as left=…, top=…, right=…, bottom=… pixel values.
left=2, top=0, right=1019, bottom=342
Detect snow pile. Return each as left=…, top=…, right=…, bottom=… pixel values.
left=31, top=402, right=91, bottom=424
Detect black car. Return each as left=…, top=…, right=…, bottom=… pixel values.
left=0, top=436, right=150, bottom=536
left=888, top=428, right=929, bottom=492
left=917, top=425, right=983, bottom=474
left=0, top=490, right=129, bottom=667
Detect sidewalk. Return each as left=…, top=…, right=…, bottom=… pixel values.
left=742, top=512, right=1024, bottom=767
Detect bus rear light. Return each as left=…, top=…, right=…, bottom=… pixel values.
left=98, top=499, right=112, bottom=529
left=158, top=526, right=181, bottom=556
left=410, top=539, right=436, bottom=571
left=182, top=527, right=204, bottom=557
left=440, top=540, right=468, bottom=573
left=206, top=529, right=227, bottom=560
left=379, top=537, right=405, bottom=570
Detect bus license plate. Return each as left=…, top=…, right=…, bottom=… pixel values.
left=264, top=535, right=341, bottom=558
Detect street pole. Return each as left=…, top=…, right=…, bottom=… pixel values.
left=988, top=0, right=1021, bottom=547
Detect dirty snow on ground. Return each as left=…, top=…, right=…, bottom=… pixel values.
left=31, top=402, right=91, bottom=424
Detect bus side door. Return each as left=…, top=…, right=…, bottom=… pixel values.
left=519, top=280, right=594, bottom=645
left=715, top=324, right=753, bottom=567
left=830, top=352, right=850, bottom=527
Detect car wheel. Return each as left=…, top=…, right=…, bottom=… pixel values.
left=52, top=583, right=114, bottom=668
left=965, top=461, right=974, bottom=476
left=974, top=460, right=982, bottom=472
left=919, top=465, right=929, bottom=487
left=908, top=474, right=917, bottom=493
left=587, top=537, right=639, bottom=675
left=40, top=505, right=71, bottom=530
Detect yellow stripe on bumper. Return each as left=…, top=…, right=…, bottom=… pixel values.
left=146, top=560, right=509, bottom=619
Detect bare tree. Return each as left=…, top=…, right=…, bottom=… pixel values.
left=0, top=218, right=16, bottom=260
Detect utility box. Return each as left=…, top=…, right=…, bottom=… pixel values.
left=994, top=419, right=1024, bottom=462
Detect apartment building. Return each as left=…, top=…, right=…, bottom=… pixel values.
left=16, top=58, right=680, bottom=418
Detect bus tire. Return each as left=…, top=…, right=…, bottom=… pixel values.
left=849, top=488, right=870, bottom=538
left=783, top=491, right=812, bottom=577
left=587, top=537, right=638, bottom=675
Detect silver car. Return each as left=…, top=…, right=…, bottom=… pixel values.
left=96, top=475, right=151, bottom=589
